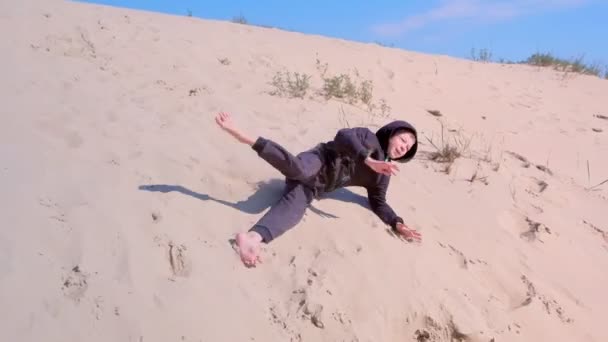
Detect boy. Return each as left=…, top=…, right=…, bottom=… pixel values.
left=215, top=112, right=422, bottom=267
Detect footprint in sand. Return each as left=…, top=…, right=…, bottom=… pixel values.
left=97, top=20, right=107, bottom=30
left=92, top=296, right=104, bottom=320
left=302, top=301, right=325, bottom=329
left=155, top=79, right=174, bottom=91
left=520, top=217, right=553, bottom=243
left=504, top=151, right=553, bottom=176
left=582, top=220, right=608, bottom=244
left=62, top=265, right=89, bottom=303
left=39, top=197, right=70, bottom=231
left=291, top=289, right=325, bottom=329
left=151, top=210, right=162, bottom=223
left=498, top=210, right=553, bottom=243
left=167, top=242, right=191, bottom=278
left=65, top=131, right=84, bottom=149
left=438, top=242, right=468, bottom=269
left=288, top=284, right=326, bottom=330
left=517, top=275, right=537, bottom=307
left=411, top=314, right=472, bottom=342
left=539, top=295, right=573, bottom=323
left=517, top=275, right=573, bottom=323
left=448, top=245, right=469, bottom=269
left=331, top=310, right=352, bottom=326
left=268, top=304, right=302, bottom=341
left=534, top=179, right=548, bottom=193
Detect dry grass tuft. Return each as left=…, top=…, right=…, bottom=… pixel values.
left=269, top=70, right=311, bottom=98
left=506, top=151, right=531, bottom=168
left=424, top=121, right=473, bottom=174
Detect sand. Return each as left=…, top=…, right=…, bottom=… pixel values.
left=1, top=0, right=607, bottom=341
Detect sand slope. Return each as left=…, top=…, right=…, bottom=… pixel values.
left=1, top=0, right=607, bottom=341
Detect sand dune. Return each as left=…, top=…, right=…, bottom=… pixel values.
left=1, top=0, right=607, bottom=341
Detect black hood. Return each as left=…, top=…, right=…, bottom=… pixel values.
left=375, top=120, right=418, bottom=163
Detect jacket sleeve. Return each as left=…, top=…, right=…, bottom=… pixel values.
left=332, top=127, right=374, bottom=162
left=367, top=175, right=404, bottom=230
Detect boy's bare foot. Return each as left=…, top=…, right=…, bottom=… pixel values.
left=235, top=231, right=263, bottom=267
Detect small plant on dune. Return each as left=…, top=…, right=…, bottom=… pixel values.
left=524, top=52, right=606, bottom=78
left=525, top=52, right=557, bottom=67
left=267, top=58, right=395, bottom=119
left=570, top=56, right=587, bottom=74
left=424, top=121, right=473, bottom=174
left=269, top=70, right=311, bottom=98
left=377, top=98, right=391, bottom=117
left=315, top=58, right=329, bottom=78
left=320, top=71, right=376, bottom=107
left=321, top=73, right=358, bottom=103
left=232, top=14, right=248, bottom=24
left=466, top=162, right=489, bottom=186
left=358, top=79, right=374, bottom=106
left=584, top=62, right=603, bottom=77
left=374, top=41, right=395, bottom=48
left=470, top=48, right=493, bottom=63
left=314, top=57, right=375, bottom=105
left=367, top=98, right=391, bottom=119
left=429, top=140, right=462, bottom=163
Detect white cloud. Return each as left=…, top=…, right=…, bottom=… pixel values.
left=371, top=0, right=589, bottom=37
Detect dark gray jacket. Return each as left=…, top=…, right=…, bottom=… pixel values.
left=312, top=120, right=418, bottom=230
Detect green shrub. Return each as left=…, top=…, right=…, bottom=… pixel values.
left=270, top=70, right=311, bottom=98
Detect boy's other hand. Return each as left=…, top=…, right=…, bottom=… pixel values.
left=364, top=157, right=399, bottom=176
left=215, top=111, right=236, bottom=132
left=215, top=111, right=255, bottom=146
left=395, top=222, right=422, bottom=243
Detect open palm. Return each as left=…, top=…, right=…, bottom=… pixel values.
left=395, top=222, right=422, bottom=243
left=365, top=158, right=399, bottom=176
left=215, top=111, right=236, bottom=132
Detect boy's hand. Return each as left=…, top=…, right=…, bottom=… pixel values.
left=215, top=111, right=236, bottom=132
left=395, top=222, right=422, bottom=243
left=215, top=111, right=255, bottom=146
left=365, top=157, right=399, bottom=176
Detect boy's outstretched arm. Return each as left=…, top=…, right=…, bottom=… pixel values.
left=215, top=112, right=256, bottom=146
left=367, top=176, right=422, bottom=242
left=367, top=176, right=403, bottom=229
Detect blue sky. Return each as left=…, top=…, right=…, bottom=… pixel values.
left=80, top=0, right=608, bottom=67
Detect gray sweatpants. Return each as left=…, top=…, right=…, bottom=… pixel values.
left=249, top=137, right=323, bottom=243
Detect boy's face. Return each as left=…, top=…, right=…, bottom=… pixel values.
left=387, top=130, right=416, bottom=160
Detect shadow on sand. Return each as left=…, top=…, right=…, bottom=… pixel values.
left=138, top=178, right=370, bottom=219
